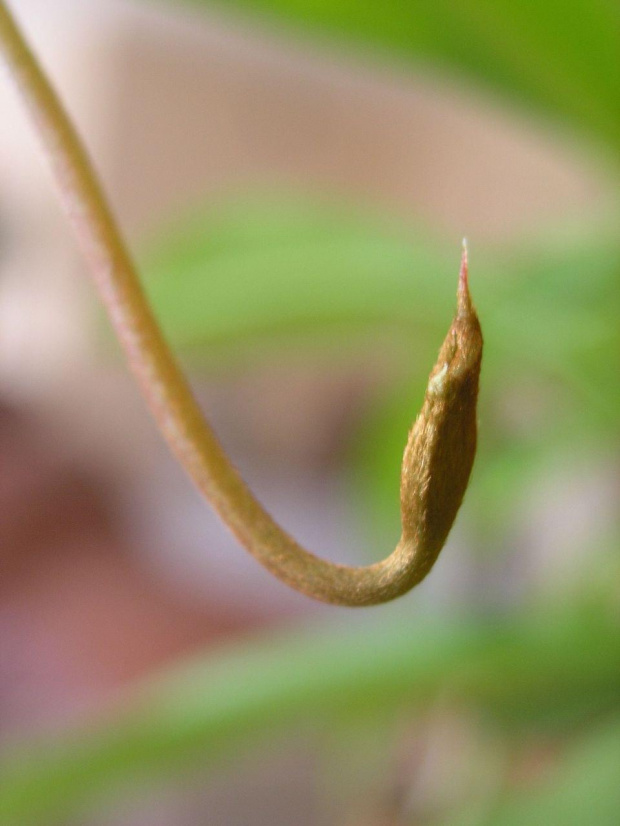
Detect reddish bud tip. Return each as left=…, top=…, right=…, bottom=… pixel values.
left=457, top=238, right=471, bottom=317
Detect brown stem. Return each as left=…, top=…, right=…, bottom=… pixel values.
left=0, top=1, right=482, bottom=606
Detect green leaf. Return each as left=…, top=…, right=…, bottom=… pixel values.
left=0, top=607, right=618, bottom=825
left=172, top=0, right=620, bottom=155
left=139, top=195, right=620, bottom=545
left=487, top=717, right=620, bottom=826
left=138, top=195, right=456, bottom=361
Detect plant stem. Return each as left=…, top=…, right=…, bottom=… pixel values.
left=0, top=0, right=481, bottom=606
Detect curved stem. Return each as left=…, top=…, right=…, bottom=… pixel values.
left=0, top=1, right=482, bottom=606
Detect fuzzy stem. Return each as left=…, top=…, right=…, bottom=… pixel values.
left=0, top=1, right=481, bottom=606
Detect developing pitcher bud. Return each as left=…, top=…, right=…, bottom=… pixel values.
left=396, top=241, right=483, bottom=587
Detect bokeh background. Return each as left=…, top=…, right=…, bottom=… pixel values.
left=0, top=0, right=619, bottom=823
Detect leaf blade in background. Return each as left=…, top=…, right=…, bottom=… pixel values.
left=1, top=605, right=619, bottom=826
left=173, top=0, right=620, bottom=156
left=487, top=717, right=620, bottom=826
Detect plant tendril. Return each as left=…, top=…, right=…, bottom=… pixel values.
left=0, top=1, right=482, bottom=606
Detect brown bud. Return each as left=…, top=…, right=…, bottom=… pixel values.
left=274, top=242, right=483, bottom=606
left=396, top=241, right=483, bottom=588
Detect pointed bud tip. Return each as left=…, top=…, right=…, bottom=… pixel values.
left=457, top=239, right=471, bottom=316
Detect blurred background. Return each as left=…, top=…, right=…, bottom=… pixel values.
left=0, top=0, right=618, bottom=823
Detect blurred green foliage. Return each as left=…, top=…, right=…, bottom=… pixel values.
left=2, top=605, right=620, bottom=824
left=200, top=0, right=620, bottom=157
left=1, top=0, right=619, bottom=822
left=140, top=198, right=619, bottom=552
